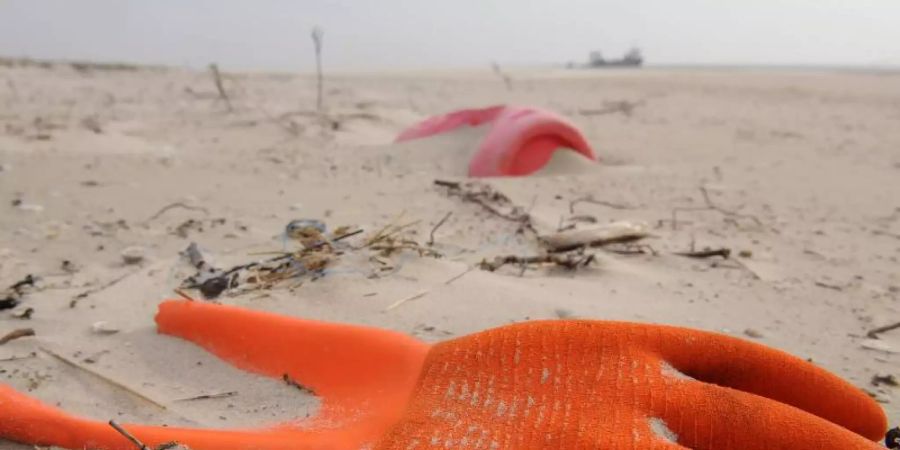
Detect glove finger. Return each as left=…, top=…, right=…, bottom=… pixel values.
left=0, top=384, right=349, bottom=450
left=643, top=324, right=886, bottom=441
left=155, top=300, right=429, bottom=402
left=650, top=379, right=883, bottom=450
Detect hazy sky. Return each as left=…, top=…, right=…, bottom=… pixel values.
left=1, top=0, right=899, bottom=71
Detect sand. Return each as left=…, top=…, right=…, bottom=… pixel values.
left=1, top=61, right=899, bottom=447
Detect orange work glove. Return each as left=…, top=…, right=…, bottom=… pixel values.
left=0, top=300, right=888, bottom=449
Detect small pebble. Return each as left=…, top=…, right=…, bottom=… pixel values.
left=91, top=321, right=120, bottom=335
left=860, top=339, right=899, bottom=354
left=15, top=203, right=44, bottom=213
left=120, top=246, right=146, bottom=265
left=743, top=328, right=764, bottom=339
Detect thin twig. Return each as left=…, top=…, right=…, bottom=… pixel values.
left=145, top=202, right=210, bottom=222
left=173, top=289, right=195, bottom=301
left=427, top=212, right=452, bottom=246
left=669, top=186, right=763, bottom=230
left=867, top=321, right=900, bottom=339
left=208, top=63, right=233, bottom=112
left=109, top=420, right=150, bottom=450
left=0, top=328, right=34, bottom=345
left=41, top=347, right=167, bottom=410
left=71, top=270, right=138, bottom=308
left=283, top=373, right=316, bottom=395
left=385, top=290, right=428, bottom=312
left=0, top=352, right=36, bottom=362
left=173, top=391, right=238, bottom=402
left=569, top=197, right=635, bottom=214
left=434, top=179, right=538, bottom=237
left=444, top=267, right=473, bottom=285
left=311, top=27, right=325, bottom=112
left=491, top=62, right=513, bottom=91
left=674, top=248, right=731, bottom=259
left=480, top=254, right=595, bottom=272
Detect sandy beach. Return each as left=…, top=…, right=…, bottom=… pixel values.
left=1, top=60, right=899, bottom=448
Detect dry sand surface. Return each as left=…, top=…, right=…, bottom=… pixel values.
left=1, top=60, right=900, bottom=447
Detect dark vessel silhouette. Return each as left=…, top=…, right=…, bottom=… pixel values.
left=586, top=47, right=643, bottom=68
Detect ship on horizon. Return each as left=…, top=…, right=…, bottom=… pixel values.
left=584, top=47, right=644, bottom=68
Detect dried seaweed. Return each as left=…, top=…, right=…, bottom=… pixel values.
left=1, top=274, right=36, bottom=310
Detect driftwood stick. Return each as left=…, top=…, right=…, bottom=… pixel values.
left=674, top=248, right=731, bottom=259
left=71, top=270, right=138, bottom=308
left=867, top=321, right=900, bottom=339
left=311, top=27, right=325, bottom=112
left=480, top=254, right=595, bottom=272
left=569, top=196, right=635, bottom=214
left=384, top=290, right=428, bottom=312
left=109, top=420, right=150, bottom=450
left=434, top=179, right=538, bottom=237
left=491, top=62, right=513, bottom=91
left=427, top=212, right=452, bottom=246
left=41, top=347, right=168, bottom=410
left=541, top=222, right=649, bottom=253
left=145, top=202, right=210, bottom=222
left=208, top=63, right=233, bottom=112
left=173, top=391, right=238, bottom=402
left=0, top=328, right=34, bottom=345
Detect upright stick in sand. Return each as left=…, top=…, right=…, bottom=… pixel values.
left=311, top=26, right=325, bottom=112
left=208, top=63, right=232, bottom=112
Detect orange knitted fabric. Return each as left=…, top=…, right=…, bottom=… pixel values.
left=0, top=300, right=887, bottom=449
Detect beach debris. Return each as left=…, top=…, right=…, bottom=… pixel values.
left=860, top=339, right=899, bottom=354
left=80, top=116, right=103, bottom=133
left=91, top=321, right=120, bottom=335
left=669, top=185, right=763, bottom=230
left=121, top=246, right=147, bottom=265
left=0, top=328, right=34, bottom=345
left=174, top=391, right=238, bottom=402
left=738, top=249, right=753, bottom=258
left=61, top=259, right=78, bottom=273
left=179, top=225, right=363, bottom=299
left=814, top=280, right=844, bottom=291
left=384, top=290, right=428, bottom=312
left=568, top=196, right=636, bottom=214
left=743, top=328, right=764, bottom=339
left=871, top=374, right=899, bottom=388
left=674, top=247, right=732, bottom=259
left=70, top=270, right=139, bottom=308
left=603, top=243, right=659, bottom=256
left=283, top=373, right=316, bottom=395
left=480, top=253, right=596, bottom=272
left=491, top=61, right=513, bottom=91
left=868, top=320, right=900, bottom=339
left=12, top=307, right=34, bottom=319
left=172, top=218, right=226, bottom=238
left=541, top=221, right=649, bottom=253
left=109, top=420, right=193, bottom=450
left=0, top=352, right=36, bottom=362
left=362, top=214, right=440, bottom=259
left=145, top=202, right=210, bottom=223
left=434, top=179, right=537, bottom=236
left=886, top=427, right=900, bottom=449
left=14, top=202, right=44, bottom=213
left=866, top=388, right=893, bottom=404
left=208, top=63, right=233, bottom=112
left=555, top=308, right=575, bottom=319
left=1, top=274, right=36, bottom=310
left=285, top=219, right=328, bottom=248
left=427, top=212, right=453, bottom=246
left=578, top=100, right=644, bottom=117
left=42, top=347, right=167, bottom=410
left=311, top=26, right=325, bottom=112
